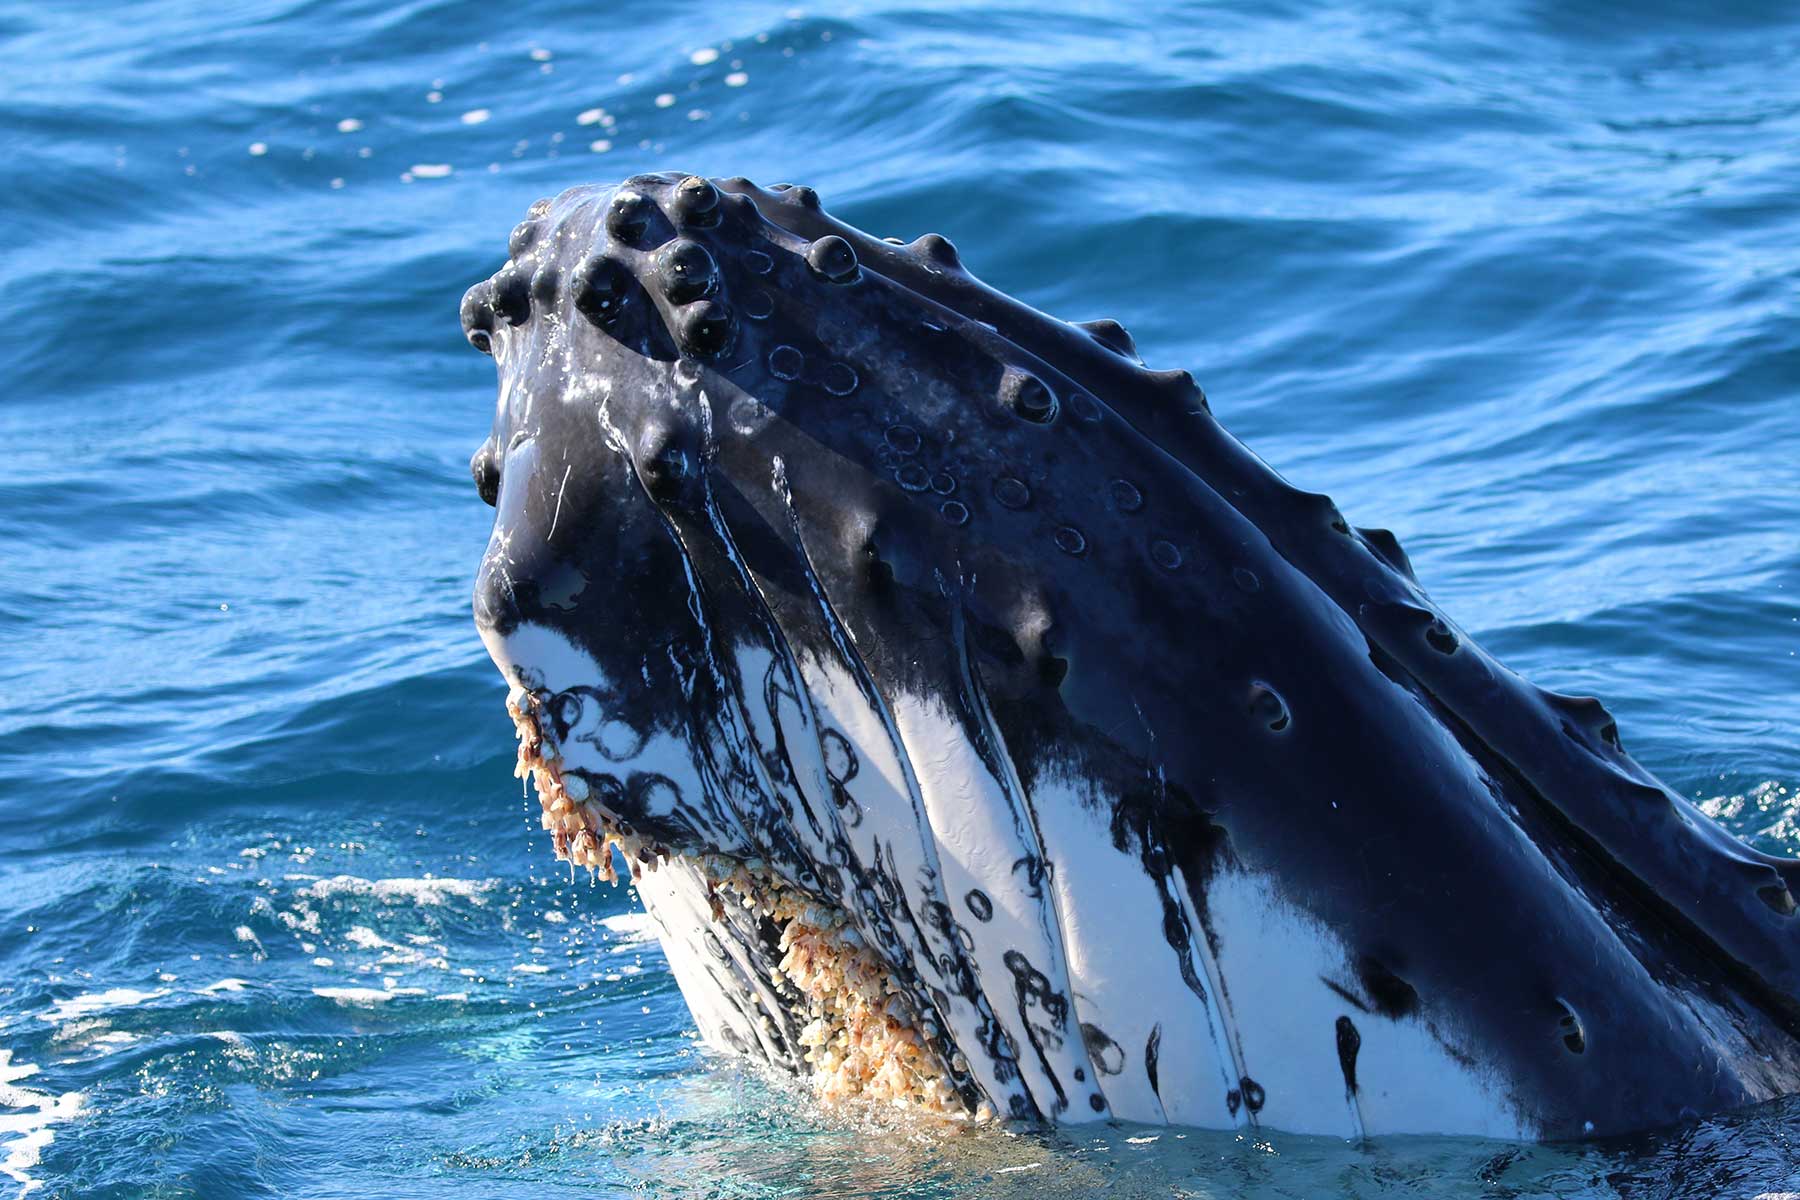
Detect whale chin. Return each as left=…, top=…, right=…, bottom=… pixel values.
left=487, top=618, right=977, bottom=1119
left=459, top=172, right=1800, bottom=1141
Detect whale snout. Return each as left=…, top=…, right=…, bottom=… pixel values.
left=471, top=526, right=524, bottom=639
left=471, top=433, right=550, bottom=644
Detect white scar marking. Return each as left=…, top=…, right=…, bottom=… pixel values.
left=548, top=462, right=573, bottom=538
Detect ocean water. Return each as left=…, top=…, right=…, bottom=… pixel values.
left=2, top=0, right=1798, bottom=1195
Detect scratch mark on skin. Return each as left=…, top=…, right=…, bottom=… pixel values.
left=548, top=463, right=573, bottom=540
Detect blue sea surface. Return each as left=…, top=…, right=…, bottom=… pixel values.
left=2, top=1, right=1798, bottom=1195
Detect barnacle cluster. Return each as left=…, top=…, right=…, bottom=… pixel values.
left=505, top=689, right=976, bottom=1118
left=507, top=688, right=666, bottom=882
left=692, top=856, right=972, bottom=1116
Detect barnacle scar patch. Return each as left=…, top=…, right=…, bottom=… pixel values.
left=505, top=689, right=977, bottom=1119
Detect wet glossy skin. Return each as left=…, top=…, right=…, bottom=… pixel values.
left=460, top=173, right=1800, bottom=1137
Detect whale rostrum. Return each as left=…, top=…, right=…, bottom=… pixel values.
left=461, top=173, right=1800, bottom=1140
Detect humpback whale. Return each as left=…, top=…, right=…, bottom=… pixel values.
left=459, top=173, right=1800, bottom=1140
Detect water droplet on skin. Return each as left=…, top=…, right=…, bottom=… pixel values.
left=1054, top=526, right=1087, bottom=556
left=1109, top=479, right=1143, bottom=513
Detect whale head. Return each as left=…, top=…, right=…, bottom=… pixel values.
left=461, top=173, right=1800, bottom=1139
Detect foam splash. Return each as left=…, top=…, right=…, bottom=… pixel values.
left=597, top=912, right=655, bottom=940
left=0, top=1050, right=84, bottom=1196
left=313, top=986, right=427, bottom=1005
left=297, top=875, right=492, bottom=906
left=37, top=987, right=167, bottom=1025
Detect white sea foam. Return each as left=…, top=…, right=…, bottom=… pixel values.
left=313, top=986, right=426, bottom=1005
left=298, top=875, right=491, bottom=906
left=344, top=926, right=394, bottom=949
left=598, top=912, right=657, bottom=947
left=38, top=987, right=167, bottom=1024
left=0, top=1050, right=84, bottom=1196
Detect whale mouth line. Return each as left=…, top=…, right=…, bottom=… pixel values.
left=503, top=688, right=978, bottom=1120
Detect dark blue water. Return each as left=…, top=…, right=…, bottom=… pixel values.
left=3, top=1, right=1798, bottom=1195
